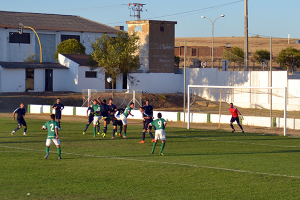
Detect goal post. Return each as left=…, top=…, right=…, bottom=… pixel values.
left=187, top=85, right=288, bottom=136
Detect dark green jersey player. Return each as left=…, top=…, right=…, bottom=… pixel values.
left=42, top=114, right=62, bottom=159
left=88, top=97, right=104, bottom=137
left=148, top=112, right=167, bottom=155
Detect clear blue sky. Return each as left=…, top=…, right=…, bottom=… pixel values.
left=1, top=0, right=300, bottom=39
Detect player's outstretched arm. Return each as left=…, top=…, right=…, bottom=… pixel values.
left=97, top=96, right=102, bottom=104
left=12, top=112, right=15, bottom=121
left=128, top=111, right=134, bottom=117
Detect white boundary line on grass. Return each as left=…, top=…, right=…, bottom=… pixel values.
left=1, top=144, right=300, bottom=179
left=174, top=135, right=300, bottom=148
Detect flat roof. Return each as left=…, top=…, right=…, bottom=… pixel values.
left=0, top=62, right=68, bottom=69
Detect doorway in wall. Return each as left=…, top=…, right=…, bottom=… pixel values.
left=26, top=69, right=34, bottom=91
left=45, top=69, right=53, bottom=91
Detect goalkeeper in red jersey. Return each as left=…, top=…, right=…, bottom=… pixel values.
left=229, top=103, right=244, bottom=133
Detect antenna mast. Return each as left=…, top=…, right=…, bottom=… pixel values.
left=128, top=3, right=146, bottom=20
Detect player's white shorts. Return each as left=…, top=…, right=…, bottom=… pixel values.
left=45, top=138, right=61, bottom=146
left=155, top=129, right=166, bottom=141
left=93, top=115, right=102, bottom=125
left=115, top=113, right=127, bottom=125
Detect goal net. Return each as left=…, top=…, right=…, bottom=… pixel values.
left=186, top=85, right=299, bottom=136
left=81, top=89, right=142, bottom=109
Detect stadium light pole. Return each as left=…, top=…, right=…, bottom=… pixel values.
left=201, top=15, right=225, bottom=68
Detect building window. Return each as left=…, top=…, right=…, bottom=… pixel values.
left=61, top=35, right=80, bottom=42
left=85, top=71, right=97, bottom=78
left=9, top=32, right=30, bottom=44
left=192, top=48, right=197, bottom=56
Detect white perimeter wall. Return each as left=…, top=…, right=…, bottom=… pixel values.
left=128, top=73, right=183, bottom=93
left=28, top=104, right=300, bottom=133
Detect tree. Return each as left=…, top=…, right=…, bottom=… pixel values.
left=24, top=54, right=39, bottom=62
left=277, top=47, right=300, bottom=68
left=174, top=55, right=180, bottom=67
left=253, top=49, right=270, bottom=64
left=90, top=32, right=140, bottom=88
left=54, top=39, right=86, bottom=62
left=223, top=47, right=244, bottom=63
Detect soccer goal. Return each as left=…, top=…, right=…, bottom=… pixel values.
left=187, top=85, right=291, bottom=136
left=81, top=89, right=142, bottom=109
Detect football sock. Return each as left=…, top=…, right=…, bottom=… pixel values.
left=142, top=131, right=146, bottom=141
left=149, top=131, right=154, bottom=138
left=152, top=142, right=157, bottom=152
left=14, top=127, right=21, bottom=132
left=84, top=123, right=90, bottom=132
left=24, top=127, right=27, bottom=133
left=238, top=124, right=243, bottom=130
left=119, top=126, right=123, bottom=133
left=97, top=125, right=100, bottom=133
left=46, top=146, right=49, bottom=154
left=113, top=129, right=116, bottom=137
left=123, top=132, right=126, bottom=137
left=93, top=127, right=96, bottom=136
left=160, top=143, right=165, bottom=153
left=103, top=126, right=107, bottom=134
left=58, top=121, right=61, bottom=128
left=57, top=147, right=61, bottom=157
left=230, top=124, right=234, bottom=129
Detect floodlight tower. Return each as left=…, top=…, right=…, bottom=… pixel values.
left=128, top=3, right=146, bottom=20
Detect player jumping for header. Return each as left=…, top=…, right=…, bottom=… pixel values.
left=115, top=102, right=134, bottom=138
left=83, top=105, right=100, bottom=135
left=11, top=102, right=27, bottom=136
left=148, top=112, right=167, bottom=155
left=229, top=103, right=244, bottom=133
left=42, top=114, right=62, bottom=160
left=88, top=97, right=103, bottom=137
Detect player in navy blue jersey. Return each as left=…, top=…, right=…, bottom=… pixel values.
left=52, top=98, right=64, bottom=129
left=139, top=107, right=155, bottom=143
left=144, top=100, right=153, bottom=118
left=107, top=98, right=118, bottom=139
left=11, top=102, right=27, bottom=136
left=83, top=106, right=100, bottom=135
left=100, top=99, right=109, bottom=137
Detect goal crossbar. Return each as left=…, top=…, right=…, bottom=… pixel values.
left=187, top=85, right=287, bottom=136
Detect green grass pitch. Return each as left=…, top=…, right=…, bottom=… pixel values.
left=1, top=116, right=300, bottom=199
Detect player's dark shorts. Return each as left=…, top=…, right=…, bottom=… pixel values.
left=17, top=118, right=26, bottom=127
left=230, top=117, right=240, bottom=124
left=102, top=112, right=108, bottom=117
left=143, top=121, right=152, bottom=130
left=55, top=113, right=61, bottom=120
left=113, top=120, right=123, bottom=126
left=88, top=115, right=94, bottom=123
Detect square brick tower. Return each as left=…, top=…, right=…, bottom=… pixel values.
left=127, top=20, right=177, bottom=73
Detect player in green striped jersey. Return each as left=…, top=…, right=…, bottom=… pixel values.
left=88, top=97, right=103, bottom=137
left=41, top=114, right=62, bottom=159
left=115, top=102, right=134, bottom=138
left=148, top=112, right=167, bottom=155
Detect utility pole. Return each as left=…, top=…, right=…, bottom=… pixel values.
left=128, top=3, right=146, bottom=20
left=244, top=0, right=248, bottom=71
